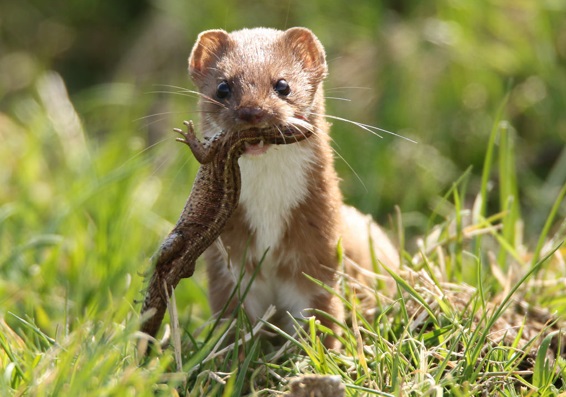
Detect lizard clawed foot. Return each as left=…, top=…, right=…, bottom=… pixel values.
left=174, top=120, right=196, bottom=147
left=173, top=120, right=216, bottom=164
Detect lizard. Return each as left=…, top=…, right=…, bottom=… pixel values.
left=139, top=120, right=313, bottom=340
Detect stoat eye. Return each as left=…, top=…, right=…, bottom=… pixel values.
left=216, top=81, right=231, bottom=99
left=274, top=79, right=291, bottom=96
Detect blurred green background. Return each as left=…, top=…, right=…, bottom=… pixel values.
left=2, top=0, right=565, bottom=232
left=1, top=0, right=565, bottom=328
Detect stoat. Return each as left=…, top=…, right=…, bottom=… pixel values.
left=187, top=27, right=398, bottom=348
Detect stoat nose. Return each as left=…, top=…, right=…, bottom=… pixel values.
left=237, top=107, right=265, bottom=125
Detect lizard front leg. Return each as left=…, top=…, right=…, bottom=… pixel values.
left=174, top=120, right=224, bottom=164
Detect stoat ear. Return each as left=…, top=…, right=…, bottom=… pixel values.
left=283, top=27, right=327, bottom=75
left=189, top=30, right=230, bottom=82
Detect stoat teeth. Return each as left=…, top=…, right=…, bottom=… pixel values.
left=258, top=139, right=264, bottom=148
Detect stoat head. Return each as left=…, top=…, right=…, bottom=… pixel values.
left=188, top=27, right=328, bottom=146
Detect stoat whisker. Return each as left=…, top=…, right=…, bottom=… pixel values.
left=135, top=113, right=179, bottom=127
left=325, top=86, right=372, bottom=92
left=274, top=125, right=286, bottom=141
left=148, top=90, right=199, bottom=99
left=286, top=119, right=366, bottom=191
left=307, top=122, right=367, bottom=192
left=331, top=145, right=368, bottom=192
left=295, top=122, right=326, bottom=181
left=189, top=110, right=223, bottom=115
left=313, top=111, right=385, bottom=138
left=309, top=112, right=416, bottom=143
left=283, top=124, right=306, bottom=144
left=307, top=111, right=385, bottom=138
left=136, top=111, right=184, bottom=121
left=142, top=140, right=193, bottom=181
left=324, top=96, right=352, bottom=102
left=128, top=137, right=171, bottom=160
left=286, top=116, right=317, bottom=142
left=152, top=84, right=228, bottom=109
left=136, top=110, right=213, bottom=123
left=304, top=121, right=329, bottom=142
left=137, top=110, right=222, bottom=130
left=283, top=119, right=325, bottom=183
left=288, top=116, right=314, bottom=131
left=148, top=90, right=225, bottom=110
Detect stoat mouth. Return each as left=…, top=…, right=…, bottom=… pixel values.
left=241, top=124, right=309, bottom=156
left=244, top=139, right=270, bottom=156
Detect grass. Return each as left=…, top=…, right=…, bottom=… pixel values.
left=0, top=70, right=565, bottom=396
left=1, top=2, right=565, bottom=393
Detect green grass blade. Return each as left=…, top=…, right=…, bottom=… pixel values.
left=532, top=330, right=561, bottom=390
left=532, top=182, right=566, bottom=267
left=381, top=263, right=439, bottom=327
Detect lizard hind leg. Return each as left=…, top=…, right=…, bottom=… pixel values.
left=153, top=231, right=184, bottom=269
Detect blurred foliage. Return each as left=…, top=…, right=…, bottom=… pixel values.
left=1, top=0, right=565, bottom=235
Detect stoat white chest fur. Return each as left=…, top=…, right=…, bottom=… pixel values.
left=238, top=143, right=316, bottom=261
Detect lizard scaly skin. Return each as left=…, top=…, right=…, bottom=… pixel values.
left=140, top=120, right=312, bottom=339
